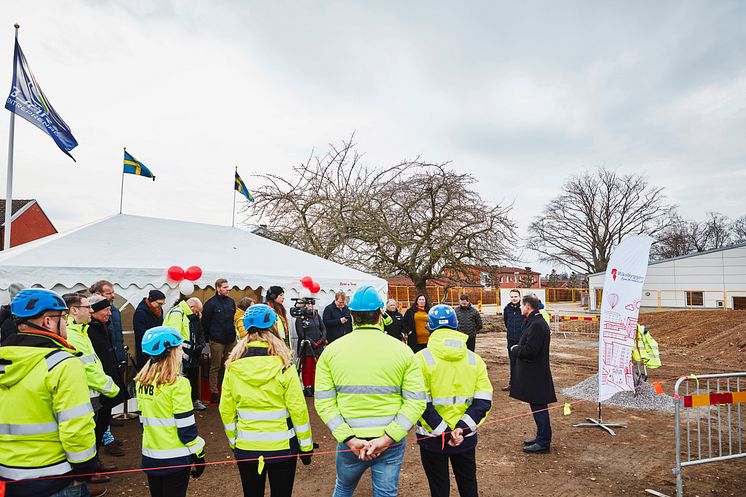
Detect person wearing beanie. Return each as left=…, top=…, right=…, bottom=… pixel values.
left=133, top=290, right=167, bottom=369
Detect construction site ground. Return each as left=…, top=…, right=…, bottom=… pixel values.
left=104, top=310, right=746, bottom=496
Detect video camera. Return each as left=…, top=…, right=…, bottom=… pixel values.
left=289, top=297, right=316, bottom=318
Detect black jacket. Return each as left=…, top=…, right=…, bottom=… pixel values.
left=88, top=318, right=128, bottom=407
left=0, top=304, right=18, bottom=343
left=185, top=313, right=206, bottom=368
left=454, top=303, right=482, bottom=338
left=509, top=311, right=556, bottom=405
left=295, top=311, right=326, bottom=357
left=383, top=310, right=405, bottom=340
left=202, top=294, right=237, bottom=344
left=322, top=303, right=352, bottom=343
left=133, top=299, right=164, bottom=369
left=403, top=307, right=429, bottom=348
left=503, top=302, right=523, bottom=343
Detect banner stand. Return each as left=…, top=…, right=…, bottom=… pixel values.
left=573, top=402, right=626, bottom=436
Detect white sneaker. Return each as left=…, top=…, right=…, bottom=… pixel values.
left=193, top=400, right=207, bottom=411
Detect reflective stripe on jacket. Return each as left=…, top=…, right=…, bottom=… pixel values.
left=0, top=333, right=97, bottom=497
left=66, top=319, right=120, bottom=399
left=415, top=328, right=492, bottom=453
left=136, top=375, right=205, bottom=475
left=219, top=341, right=312, bottom=462
left=632, top=325, right=661, bottom=369
left=314, top=325, right=426, bottom=443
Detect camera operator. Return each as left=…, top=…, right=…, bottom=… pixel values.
left=292, top=298, right=326, bottom=397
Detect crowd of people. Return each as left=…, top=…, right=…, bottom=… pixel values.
left=0, top=280, right=556, bottom=497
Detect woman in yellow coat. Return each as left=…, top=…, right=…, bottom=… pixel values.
left=220, top=304, right=313, bottom=497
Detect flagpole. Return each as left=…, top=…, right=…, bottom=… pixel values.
left=119, top=147, right=126, bottom=214
left=3, top=24, right=20, bottom=251
left=232, top=166, right=237, bottom=228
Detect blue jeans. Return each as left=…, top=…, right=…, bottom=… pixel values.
left=333, top=441, right=405, bottom=497
left=49, top=483, right=90, bottom=497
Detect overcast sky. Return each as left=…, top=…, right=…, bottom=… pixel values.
left=2, top=1, right=745, bottom=274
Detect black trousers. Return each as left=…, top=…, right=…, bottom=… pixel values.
left=237, top=458, right=297, bottom=497
left=146, top=468, right=191, bottom=497
left=420, top=447, right=478, bottom=497
left=507, top=339, right=519, bottom=385
left=95, top=406, right=111, bottom=448
left=185, top=366, right=200, bottom=401
left=529, top=403, right=552, bottom=447
left=465, top=335, right=476, bottom=352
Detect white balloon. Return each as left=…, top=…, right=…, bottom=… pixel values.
left=178, top=280, right=195, bottom=295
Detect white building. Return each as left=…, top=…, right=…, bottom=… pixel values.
left=588, top=242, right=746, bottom=311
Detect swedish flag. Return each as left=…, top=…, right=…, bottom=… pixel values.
left=123, top=151, right=155, bottom=180
left=235, top=171, right=254, bottom=202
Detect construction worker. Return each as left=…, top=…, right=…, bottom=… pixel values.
left=135, top=326, right=206, bottom=497
left=314, top=285, right=426, bottom=497
left=0, top=289, right=98, bottom=497
left=415, top=305, right=493, bottom=497
left=163, top=298, right=207, bottom=410
left=219, top=304, right=313, bottom=497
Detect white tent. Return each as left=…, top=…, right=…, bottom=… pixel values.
left=0, top=214, right=387, bottom=308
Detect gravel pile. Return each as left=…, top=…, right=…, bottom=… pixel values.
left=562, top=374, right=676, bottom=413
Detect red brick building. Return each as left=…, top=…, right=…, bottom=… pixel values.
left=0, top=199, right=57, bottom=250
left=386, top=266, right=541, bottom=290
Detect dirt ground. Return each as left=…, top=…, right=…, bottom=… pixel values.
left=101, top=311, right=746, bottom=496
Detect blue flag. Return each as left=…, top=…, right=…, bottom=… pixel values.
left=123, top=151, right=155, bottom=180
left=235, top=171, right=254, bottom=202
left=5, top=39, right=78, bottom=161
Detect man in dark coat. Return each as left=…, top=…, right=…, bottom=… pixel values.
left=454, top=294, right=483, bottom=352
left=509, top=294, right=556, bottom=454
left=202, top=278, right=237, bottom=403
left=132, top=290, right=166, bottom=369
left=322, top=291, right=352, bottom=343
left=502, top=289, right=523, bottom=391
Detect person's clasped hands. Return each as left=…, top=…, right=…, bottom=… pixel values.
left=345, top=434, right=394, bottom=461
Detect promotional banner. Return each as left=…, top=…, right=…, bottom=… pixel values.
left=5, top=39, right=78, bottom=160
left=598, top=235, right=653, bottom=402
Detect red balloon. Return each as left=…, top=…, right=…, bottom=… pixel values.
left=185, top=265, right=203, bottom=281
left=167, top=265, right=185, bottom=281
left=301, top=276, right=313, bottom=289
left=310, top=282, right=321, bottom=293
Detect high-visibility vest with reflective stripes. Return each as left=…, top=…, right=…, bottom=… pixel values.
left=632, top=325, right=661, bottom=369
left=0, top=333, right=97, bottom=496
left=66, top=319, right=120, bottom=400
left=136, top=374, right=205, bottom=474
left=414, top=328, right=493, bottom=446
left=163, top=301, right=195, bottom=355
left=314, top=325, right=427, bottom=443
left=219, top=341, right=313, bottom=460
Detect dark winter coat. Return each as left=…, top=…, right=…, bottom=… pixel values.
left=454, top=303, right=482, bottom=338
left=322, top=303, right=352, bottom=343
left=89, top=318, right=128, bottom=407
left=186, top=313, right=207, bottom=368
left=133, top=298, right=164, bottom=369
left=403, top=307, right=429, bottom=348
left=295, top=311, right=326, bottom=357
left=509, top=311, right=556, bottom=405
left=383, top=310, right=405, bottom=340
left=503, top=302, right=523, bottom=343
left=0, top=304, right=18, bottom=343
left=202, top=294, right=237, bottom=344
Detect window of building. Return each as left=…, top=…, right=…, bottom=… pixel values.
left=686, top=291, right=704, bottom=306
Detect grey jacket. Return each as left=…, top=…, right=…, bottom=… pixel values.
left=454, top=303, right=483, bottom=337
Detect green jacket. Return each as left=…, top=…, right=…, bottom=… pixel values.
left=314, top=324, right=426, bottom=443
left=66, top=318, right=120, bottom=400
left=0, top=331, right=97, bottom=495
left=219, top=341, right=313, bottom=461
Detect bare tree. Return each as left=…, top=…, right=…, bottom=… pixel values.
left=703, top=212, right=732, bottom=249
left=652, top=211, right=733, bottom=259
left=518, top=267, right=537, bottom=288
left=733, top=214, right=746, bottom=242
left=527, top=168, right=670, bottom=274
left=246, top=137, right=516, bottom=295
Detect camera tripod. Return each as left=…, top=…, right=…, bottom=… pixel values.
left=295, top=320, right=319, bottom=396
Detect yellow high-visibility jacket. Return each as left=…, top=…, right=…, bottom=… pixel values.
left=314, top=324, right=426, bottom=443
left=66, top=319, right=120, bottom=401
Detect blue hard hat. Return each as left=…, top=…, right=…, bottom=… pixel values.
left=142, top=326, right=184, bottom=357
left=427, top=304, right=458, bottom=331
left=348, top=286, right=384, bottom=312
left=11, top=289, right=68, bottom=319
left=243, top=304, right=277, bottom=330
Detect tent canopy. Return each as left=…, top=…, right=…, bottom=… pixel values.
left=0, top=214, right=387, bottom=308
